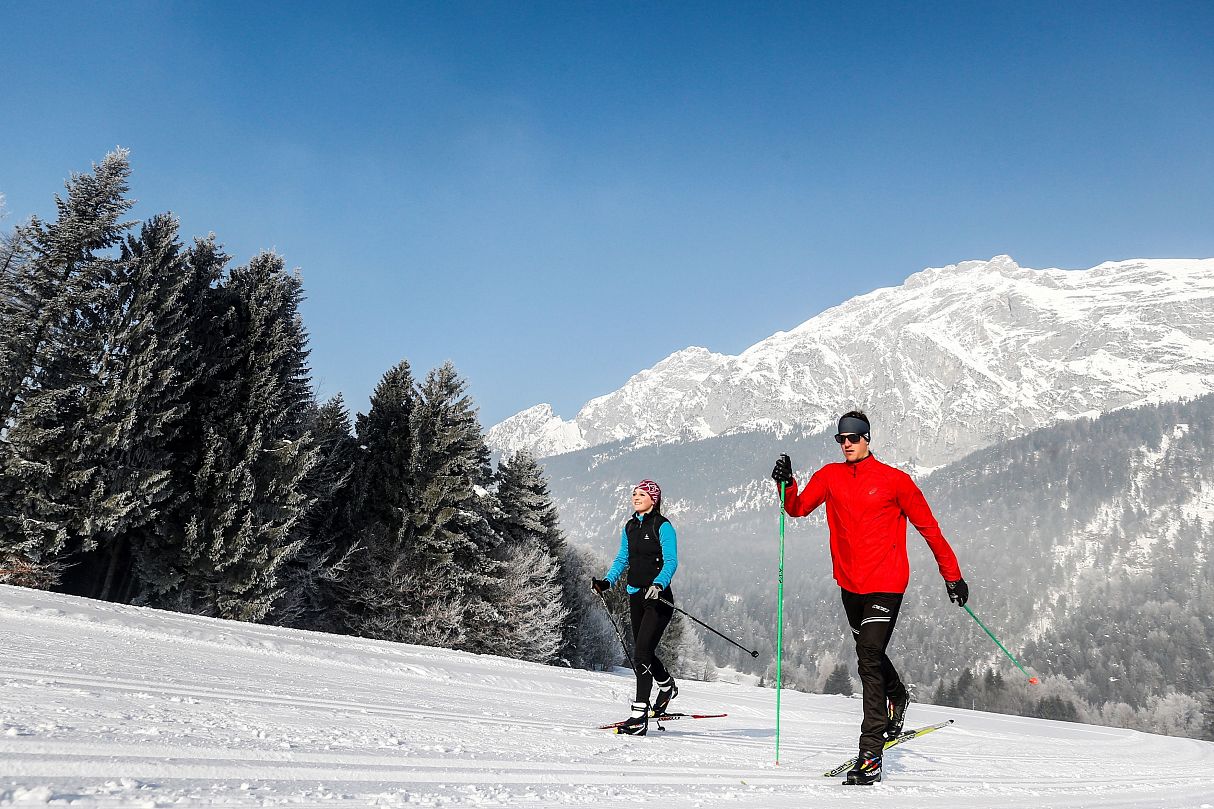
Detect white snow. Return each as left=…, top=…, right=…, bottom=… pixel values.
left=2, top=584, right=1213, bottom=808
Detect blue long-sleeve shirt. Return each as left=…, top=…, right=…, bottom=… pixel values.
left=605, top=512, right=678, bottom=594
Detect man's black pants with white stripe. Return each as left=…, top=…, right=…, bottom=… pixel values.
left=841, top=588, right=906, bottom=755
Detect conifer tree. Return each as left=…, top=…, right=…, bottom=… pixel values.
left=156, top=252, right=319, bottom=621
left=411, top=363, right=495, bottom=649
left=479, top=537, right=568, bottom=663
left=272, top=394, right=359, bottom=630
left=338, top=361, right=423, bottom=638
left=560, top=544, right=619, bottom=670
left=0, top=151, right=135, bottom=585
left=63, top=214, right=199, bottom=600
left=131, top=236, right=232, bottom=604
left=0, top=151, right=134, bottom=425
left=824, top=662, right=854, bottom=695
left=493, top=451, right=574, bottom=663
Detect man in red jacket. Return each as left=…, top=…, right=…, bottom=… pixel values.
left=771, top=410, right=969, bottom=785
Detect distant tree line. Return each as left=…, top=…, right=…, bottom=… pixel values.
left=0, top=150, right=650, bottom=672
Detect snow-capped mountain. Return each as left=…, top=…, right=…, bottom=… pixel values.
left=489, top=256, right=1214, bottom=469
left=486, top=347, right=731, bottom=458
left=485, top=403, right=588, bottom=459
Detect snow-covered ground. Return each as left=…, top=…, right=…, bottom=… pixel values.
left=2, top=586, right=1212, bottom=808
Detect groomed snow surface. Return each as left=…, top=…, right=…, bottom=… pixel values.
left=2, top=586, right=1212, bottom=808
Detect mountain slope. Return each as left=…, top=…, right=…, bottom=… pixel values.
left=534, top=395, right=1214, bottom=729
left=489, top=256, right=1214, bottom=469
left=2, top=584, right=1213, bottom=807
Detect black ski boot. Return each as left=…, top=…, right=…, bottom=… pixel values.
left=615, top=701, right=649, bottom=736
left=844, top=751, right=882, bottom=785
left=886, top=686, right=909, bottom=740
left=651, top=677, right=678, bottom=716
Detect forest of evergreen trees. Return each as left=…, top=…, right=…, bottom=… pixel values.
left=0, top=150, right=661, bottom=674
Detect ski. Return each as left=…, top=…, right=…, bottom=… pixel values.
left=597, top=712, right=727, bottom=730
left=821, top=719, right=954, bottom=777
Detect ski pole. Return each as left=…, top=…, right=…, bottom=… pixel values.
left=775, top=480, right=787, bottom=765
left=656, top=597, right=760, bottom=658
left=962, top=604, right=1039, bottom=684
left=598, top=593, right=636, bottom=673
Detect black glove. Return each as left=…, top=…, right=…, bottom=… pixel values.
left=946, top=578, right=969, bottom=607
left=591, top=577, right=610, bottom=595
left=771, top=453, right=793, bottom=485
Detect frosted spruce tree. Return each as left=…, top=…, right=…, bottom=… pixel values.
left=61, top=214, right=200, bottom=600
left=559, top=543, right=621, bottom=670
left=342, top=361, right=505, bottom=649
left=412, top=363, right=499, bottom=650
left=492, top=451, right=573, bottom=664
left=0, top=150, right=136, bottom=586
left=338, top=361, right=417, bottom=636
left=271, top=393, right=359, bottom=631
left=130, top=235, right=230, bottom=604
left=156, top=252, right=320, bottom=621
left=479, top=536, right=567, bottom=663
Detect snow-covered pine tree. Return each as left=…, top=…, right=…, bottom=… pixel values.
left=482, top=537, right=568, bottom=663
left=824, top=662, right=855, bottom=695
left=0, top=151, right=134, bottom=425
left=0, top=150, right=136, bottom=586
left=57, top=214, right=199, bottom=601
left=0, top=197, right=27, bottom=366
left=158, top=252, right=320, bottom=621
left=337, top=361, right=424, bottom=639
left=130, top=236, right=232, bottom=605
left=412, top=362, right=496, bottom=650
left=656, top=605, right=687, bottom=677
left=492, top=451, right=573, bottom=664
left=271, top=394, right=359, bottom=631
left=559, top=544, right=620, bottom=670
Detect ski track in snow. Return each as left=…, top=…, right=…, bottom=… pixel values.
left=2, top=586, right=1213, bottom=808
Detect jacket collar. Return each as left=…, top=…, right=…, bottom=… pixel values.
left=846, top=452, right=877, bottom=471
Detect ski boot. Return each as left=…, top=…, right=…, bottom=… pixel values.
left=651, top=677, right=678, bottom=716
left=885, top=686, right=910, bottom=740
left=844, top=751, right=882, bottom=785
left=615, top=701, right=649, bottom=736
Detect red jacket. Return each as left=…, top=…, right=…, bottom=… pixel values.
left=781, top=454, right=962, bottom=594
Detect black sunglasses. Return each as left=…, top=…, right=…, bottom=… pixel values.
left=834, top=433, right=866, bottom=444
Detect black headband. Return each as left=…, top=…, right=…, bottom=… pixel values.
left=837, top=416, right=870, bottom=437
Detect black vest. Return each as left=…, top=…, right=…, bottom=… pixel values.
left=625, top=512, right=669, bottom=589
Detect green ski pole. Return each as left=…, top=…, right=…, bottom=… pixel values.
left=775, top=480, right=787, bottom=764
left=963, top=604, right=1039, bottom=684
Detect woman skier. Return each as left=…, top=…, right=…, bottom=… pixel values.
left=592, top=479, right=679, bottom=736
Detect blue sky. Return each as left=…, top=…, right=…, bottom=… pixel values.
left=3, top=1, right=1212, bottom=426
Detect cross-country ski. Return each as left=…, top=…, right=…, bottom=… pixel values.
left=597, top=711, right=728, bottom=730
left=822, top=719, right=955, bottom=777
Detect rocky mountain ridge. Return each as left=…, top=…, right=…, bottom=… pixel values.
left=488, top=256, right=1214, bottom=470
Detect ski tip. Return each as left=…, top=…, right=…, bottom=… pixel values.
left=1029, top=676, right=1040, bottom=685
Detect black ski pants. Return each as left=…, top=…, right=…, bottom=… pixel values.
left=841, top=588, right=907, bottom=756
left=629, top=587, right=674, bottom=704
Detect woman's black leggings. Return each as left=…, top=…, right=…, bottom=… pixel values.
left=629, top=587, right=674, bottom=704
